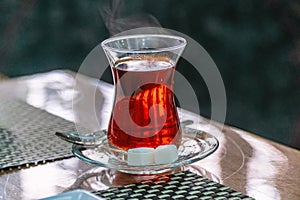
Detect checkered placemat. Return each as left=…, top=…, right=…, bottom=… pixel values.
left=0, top=97, right=80, bottom=172
left=95, top=171, right=254, bottom=200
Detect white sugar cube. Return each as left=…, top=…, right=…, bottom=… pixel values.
left=154, top=145, right=178, bottom=164
left=127, top=147, right=155, bottom=166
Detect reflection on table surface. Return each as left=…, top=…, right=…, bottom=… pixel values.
left=0, top=70, right=299, bottom=200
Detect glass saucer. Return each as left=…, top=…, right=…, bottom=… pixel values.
left=72, top=127, right=219, bottom=174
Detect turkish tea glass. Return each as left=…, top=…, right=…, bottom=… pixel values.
left=101, top=34, right=186, bottom=151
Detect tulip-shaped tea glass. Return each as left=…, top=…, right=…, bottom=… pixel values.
left=101, top=34, right=186, bottom=151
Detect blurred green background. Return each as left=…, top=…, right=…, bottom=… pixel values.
left=1, top=0, right=299, bottom=149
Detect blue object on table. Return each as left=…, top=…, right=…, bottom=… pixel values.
left=39, top=189, right=103, bottom=200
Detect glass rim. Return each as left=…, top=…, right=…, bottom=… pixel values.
left=101, top=34, right=187, bottom=54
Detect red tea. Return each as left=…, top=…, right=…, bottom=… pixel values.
left=108, top=57, right=182, bottom=150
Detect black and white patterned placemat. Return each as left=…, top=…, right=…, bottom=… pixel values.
left=0, top=97, right=79, bottom=172
left=94, top=171, right=255, bottom=200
